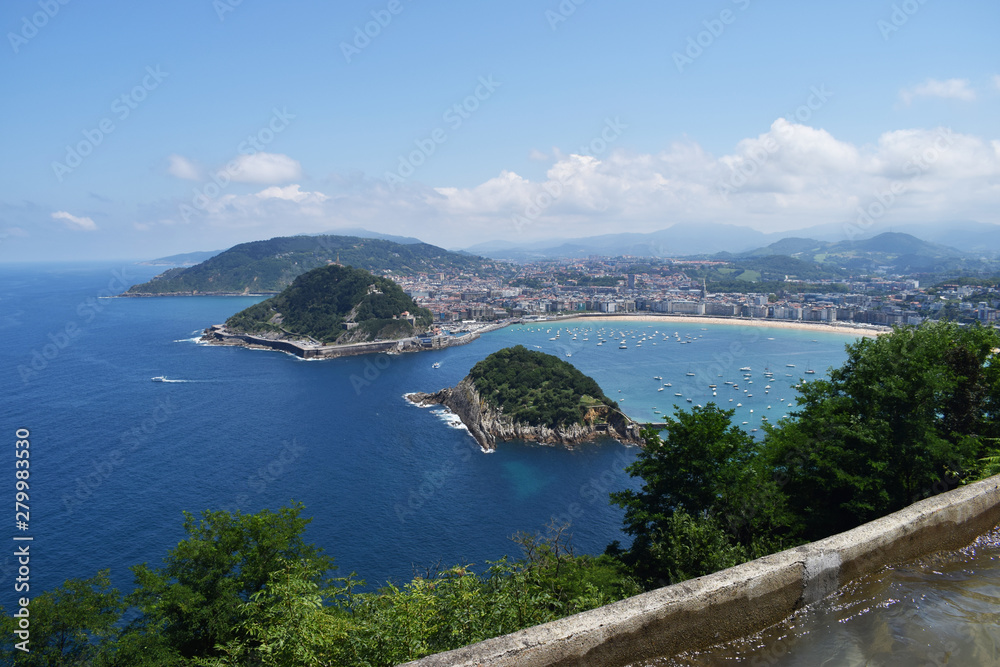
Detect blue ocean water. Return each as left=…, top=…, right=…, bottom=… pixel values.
left=0, top=263, right=857, bottom=610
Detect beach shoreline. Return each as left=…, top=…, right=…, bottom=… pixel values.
left=533, top=313, right=888, bottom=338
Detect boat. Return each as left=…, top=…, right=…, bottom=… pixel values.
left=431, top=362, right=441, bottom=369
left=619, top=343, right=627, bottom=349
left=739, top=366, right=751, bottom=372
left=654, top=376, right=662, bottom=380
left=805, top=369, right=816, bottom=374
left=686, top=398, right=693, bottom=403
left=786, top=363, right=796, bottom=367
left=658, top=387, right=664, bottom=392
left=151, top=376, right=166, bottom=382
left=686, top=372, right=696, bottom=377
left=675, top=392, right=683, bottom=397
left=708, top=384, right=717, bottom=389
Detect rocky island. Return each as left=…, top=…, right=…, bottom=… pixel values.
left=407, top=345, right=644, bottom=450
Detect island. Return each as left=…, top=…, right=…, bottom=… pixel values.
left=406, top=345, right=644, bottom=450
left=202, top=264, right=486, bottom=358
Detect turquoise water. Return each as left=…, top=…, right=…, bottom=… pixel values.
left=0, top=263, right=858, bottom=611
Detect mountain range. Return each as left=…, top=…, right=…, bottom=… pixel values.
left=462, top=221, right=1000, bottom=260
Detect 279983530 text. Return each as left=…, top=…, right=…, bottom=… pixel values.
left=12, top=428, right=32, bottom=654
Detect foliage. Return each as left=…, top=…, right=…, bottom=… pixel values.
left=0, top=570, right=123, bottom=666
left=339, top=523, right=639, bottom=665
left=468, top=345, right=618, bottom=428
left=128, top=502, right=336, bottom=661
left=760, top=322, right=1000, bottom=539
left=610, top=406, right=796, bottom=585
left=225, top=264, right=432, bottom=343
left=2, top=506, right=638, bottom=667
left=126, top=235, right=509, bottom=295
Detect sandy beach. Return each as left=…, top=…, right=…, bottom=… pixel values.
left=544, top=313, right=888, bottom=338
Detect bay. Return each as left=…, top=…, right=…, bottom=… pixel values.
left=0, top=263, right=857, bottom=611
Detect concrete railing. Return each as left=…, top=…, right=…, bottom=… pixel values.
left=403, top=474, right=1000, bottom=667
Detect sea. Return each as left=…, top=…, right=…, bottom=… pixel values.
left=0, top=262, right=860, bottom=610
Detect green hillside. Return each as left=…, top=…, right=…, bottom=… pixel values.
left=225, top=264, right=432, bottom=344
left=468, top=345, right=618, bottom=429
left=125, top=234, right=508, bottom=295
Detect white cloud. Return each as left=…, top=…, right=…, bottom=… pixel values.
left=229, top=152, right=302, bottom=183
left=166, top=154, right=201, bottom=180
left=528, top=148, right=550, bottom=161
left=146, top=121, right=1000, bottom=247
left=900, top=78, right=976, bottom=105
left=52, top=211, right=97, bottom=231
left=255, top=184, right=329, bottom=204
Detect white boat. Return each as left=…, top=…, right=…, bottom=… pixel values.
left=619, top=344, right=627, bottom=349
left=151, top=376, right=165, bottom=382
left=431, top=362, right=441, bottom=369
left=805, top=369, right=816, bottom=374
left=786, top=364, right=796, bottom=367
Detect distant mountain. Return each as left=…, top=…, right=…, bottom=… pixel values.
left=464, top=224, right=772, bottom=259
left=464, top=221, right=1000, bottom=261
left=736, top=232, right=974, bottom=274
left=309, top=228, right=424, bottom=245
left=138, top=250, right=222, bottom=266
left=224, top=264, right=432, bottom=344
left=123, top=234, right=505, bottom=296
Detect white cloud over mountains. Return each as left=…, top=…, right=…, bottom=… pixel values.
left=156, top=120, right=1000, bottom=246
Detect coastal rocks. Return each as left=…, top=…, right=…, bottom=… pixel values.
left=406, top=377, right=645, bottom=451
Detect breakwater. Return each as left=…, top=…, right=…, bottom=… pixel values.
left=403, top=474, right=1000, bottom=667
left=201, top=324, right=481, bottom=359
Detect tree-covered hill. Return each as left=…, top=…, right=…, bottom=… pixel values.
left=468, top=345, right=619, bottom=429
left=225, top=264, right=432, bottom=344
left=124, top=234, right=509, bottom=295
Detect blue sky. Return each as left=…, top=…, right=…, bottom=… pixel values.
left=1, top=0, right=998, bottom=261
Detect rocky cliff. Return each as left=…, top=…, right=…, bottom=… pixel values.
left=407, top=377, right=645, bottom=451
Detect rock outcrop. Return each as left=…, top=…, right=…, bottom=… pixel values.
left=407, top=377, right=645, bottom=451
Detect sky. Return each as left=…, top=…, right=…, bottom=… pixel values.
left=1, top=0, right=999, bottom=261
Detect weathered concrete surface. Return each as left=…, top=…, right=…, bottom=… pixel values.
left=403, top=474, right=1000, bottom=667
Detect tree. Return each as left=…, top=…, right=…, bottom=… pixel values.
left=610, top=404, right=794, bottom=585
left=0, top=570, right=122, bottom=666
left=127, top=502, right=336, bottom=660
left=762, top=321, right=1000, bottom=539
